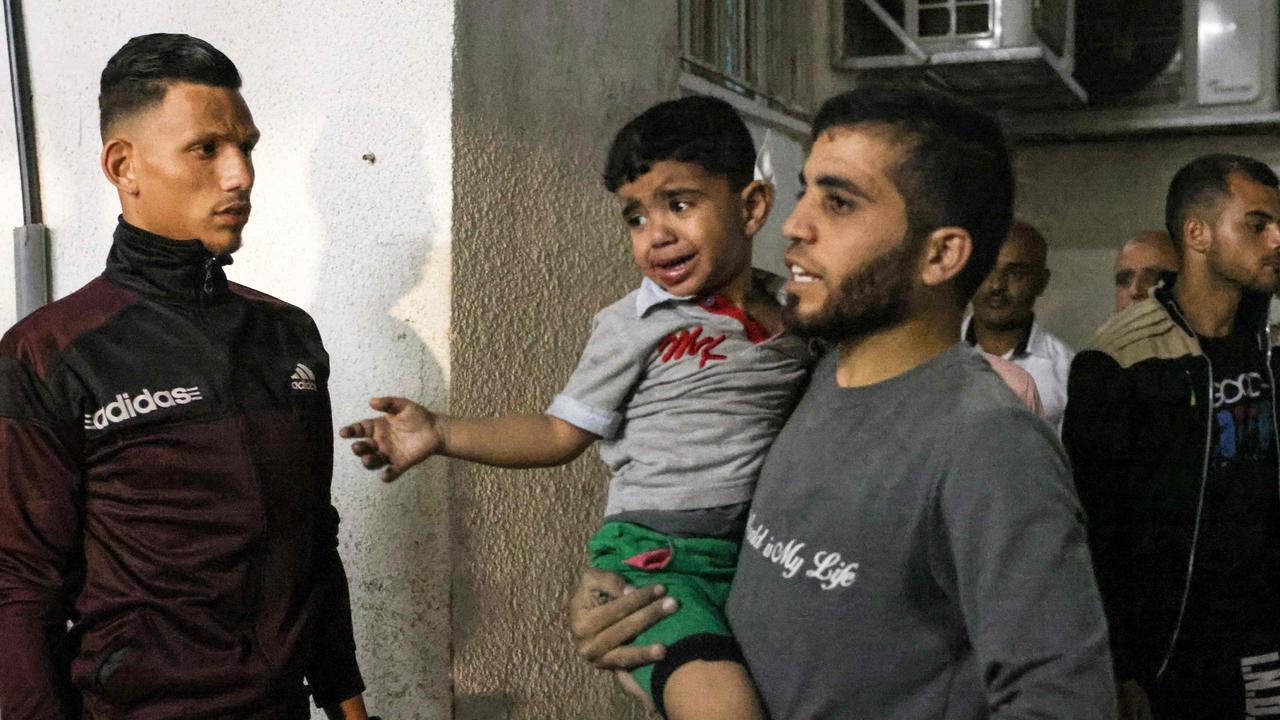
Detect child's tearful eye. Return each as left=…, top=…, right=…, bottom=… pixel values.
left=626, top=214, right=647, bottom=229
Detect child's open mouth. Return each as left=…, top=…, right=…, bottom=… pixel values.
left=653, top=253, right=695, bottom=287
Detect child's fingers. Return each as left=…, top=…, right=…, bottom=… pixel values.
left=360, top=451, right=389, bottom=470
left=369, top=396, right=410, bottom=414
left=339, top=419, right=375, bottom=439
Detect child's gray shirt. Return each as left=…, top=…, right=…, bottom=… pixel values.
left=547, top=274, right=810, bottom=516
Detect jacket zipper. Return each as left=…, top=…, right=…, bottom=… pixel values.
left=198, top=256, right=217, bottom=325
left=194, top=253, right=273, bottom=669
left=1265, top=330, right=1280, bottom=512
left=1156, top=302, right=1213, bottom=679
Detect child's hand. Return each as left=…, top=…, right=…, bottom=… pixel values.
left=339, top=396, right=442, bottom=482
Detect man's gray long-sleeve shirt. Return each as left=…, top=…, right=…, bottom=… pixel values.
left=727, top=343, right=1115, bottom=719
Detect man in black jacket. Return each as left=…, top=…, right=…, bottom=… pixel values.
left=1065, top=154, right=1280, bottom=719
left=0, top=34, right=368, bottom=719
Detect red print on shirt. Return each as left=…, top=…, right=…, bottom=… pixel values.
left=658, top=326, right=727, bottom=368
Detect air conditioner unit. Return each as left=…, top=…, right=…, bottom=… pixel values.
left=834, top=0, right=1280, bottom=139
left=1011, top=0, right=1279, bottom=138
left=833, top=0, right=1089, bottom=108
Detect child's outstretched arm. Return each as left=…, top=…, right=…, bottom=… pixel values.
left=339, top=396, right=597, bottom=481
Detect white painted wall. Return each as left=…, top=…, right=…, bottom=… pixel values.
left=4, top=3, right=454, bottom=717
left=0, top=40, right=21, bottom=331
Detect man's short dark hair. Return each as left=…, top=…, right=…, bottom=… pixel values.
left=99, top=33, right=241, bottom=139
left=811, top=84, right=1014, bottom=304
left=1165, top=154, right=1279, bottom=246
left=603, top=95, right=756, bottom=193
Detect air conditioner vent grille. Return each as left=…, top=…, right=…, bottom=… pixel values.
left=1074, top=0, right=1182, bottom=98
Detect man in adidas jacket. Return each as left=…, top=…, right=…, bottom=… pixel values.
left=1064, top=154, right=1280, bottom=719
left=0, top=35, right=368, bottom=719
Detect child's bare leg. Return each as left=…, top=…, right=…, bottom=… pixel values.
left=661, top=659, right=765, bottom=720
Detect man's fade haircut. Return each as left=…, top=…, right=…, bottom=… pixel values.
left=811, top=84, right=1014, bottom=304
left=1165, top=154, right=1279, bottom=247
left=99, top=33, right=241, bottom=139
left=603, top=95, right=756, bottom=193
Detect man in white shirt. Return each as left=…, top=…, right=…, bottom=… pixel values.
left=963, top=220, right=1074, bottom=427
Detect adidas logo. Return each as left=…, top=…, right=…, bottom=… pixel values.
left=291, top=363, right=318, bottom=391
left=83, top=386, right=204, bottom=430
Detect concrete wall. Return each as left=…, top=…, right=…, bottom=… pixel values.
left=4, top=3, right=455, bottom=717
left=450, top=2, right=681, bottom=717
left=1015, top=133, right=1280, bottom=349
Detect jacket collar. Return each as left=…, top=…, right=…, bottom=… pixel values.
left=104, top=218, right=233, bottom=304
left=1153, top=273, right=1272, bottom=344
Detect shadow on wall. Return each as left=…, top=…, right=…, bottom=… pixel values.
left=308, top=104, right=451, bottom=718
left=448, top=110, right=651, bottom=720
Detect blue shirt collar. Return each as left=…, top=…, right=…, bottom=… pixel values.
left=634, top=271, right=791, bottom=318
left=635, top=277, right=694, bottom=318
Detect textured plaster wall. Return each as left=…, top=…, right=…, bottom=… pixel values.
left=451, top=2, right=680, bottom=718
left=6, top=3, right=455, bottom=718
left=1013, top=133, right=1280, bottom=349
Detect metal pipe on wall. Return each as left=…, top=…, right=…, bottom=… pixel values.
left=13, top=224, right=45, bottom=319
left=4, top=0, right=48, bottom=321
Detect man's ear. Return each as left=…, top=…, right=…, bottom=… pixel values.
left=1182, top=216, right=1211, bottom=255
left=740, top=180, right=774, bottom=237
left=919, top=226, right=972, bottom=288
left=101, top=137, right=138, bottom=195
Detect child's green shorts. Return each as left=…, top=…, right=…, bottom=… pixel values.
left=587, top=521, right=746, bottom=716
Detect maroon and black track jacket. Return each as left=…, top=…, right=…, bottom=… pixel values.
left=0, top=221, right=364, bottom=719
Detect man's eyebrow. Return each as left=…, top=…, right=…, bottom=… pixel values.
left=185, top=128, right=261, bottom=145
left=814, top=174, right=872, bottom=201
left=1246, top=209, right=1277, bottom=222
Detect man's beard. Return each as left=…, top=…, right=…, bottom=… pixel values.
left=783, top=233, right=921, bottom=343
left=973, top=302, right=1033, bottom=332
left=1208, top=242, right=1280, bottom=294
